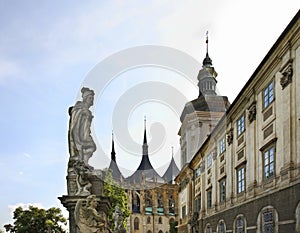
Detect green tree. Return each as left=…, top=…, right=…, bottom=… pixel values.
left=104, top=169, right=130, bottom=231
left=170, top=221, right=178, bottom=233
left=3, top=206, right=67, bottom=233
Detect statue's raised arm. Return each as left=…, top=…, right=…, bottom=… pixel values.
left=68, top=87, right=96, bottom=171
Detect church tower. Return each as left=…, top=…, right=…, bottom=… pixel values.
left=179, top=33, right=230, bottom=168
left=108, top=131, right=124, bottom=181
left=126, top=118, right=163, bottom=183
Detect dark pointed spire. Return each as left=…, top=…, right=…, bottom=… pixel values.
left=126, top=118, right=163, bottom=183
left=143, top=116, right=147, bottom=144
left=108, top=131, right=124, bottom=181
left=111, top=131, right=116, bottom=162
left=203, top=31, right=213, bottom=67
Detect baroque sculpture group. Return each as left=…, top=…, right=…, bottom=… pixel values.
left=61, top=87, right=125, bottom=233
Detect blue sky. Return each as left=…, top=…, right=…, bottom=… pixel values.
left=0, top=0, right=299, bottom=230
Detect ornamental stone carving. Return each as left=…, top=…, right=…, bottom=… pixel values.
left=248, top=102, right=256, bottom=123
left=74, top=195, right=106, bottom=233
left=112, top=204, right=125, bottom=233
left=68, top=87, right=96, bottom=172
left=227, top=129, right=233, bottom=145
left=280, top=60, right=293, bottom=89
left=74, top=160, right=92, bottom=196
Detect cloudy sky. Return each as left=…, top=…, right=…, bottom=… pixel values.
left=0, top=0, right=299, bottom=229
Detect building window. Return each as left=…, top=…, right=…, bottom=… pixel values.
left=169, top=194, right=175, bottom=214
left=235, top=215, right=245, bottom=233
left=207, top=154, right=212, bottom=168
left=237, top=166, right=245, bottom=194
left=217, top=221, right=226, bottom=233
left=147, top=217, right=151, bottom=224
left=195, top=195, right=201, bottom=212
left=263, top=146, right=275, bottom=180
left=206, top=224, right=212, bottom=233
left=134, top=217, right=139, bottom=230
left=263, top=210, right=274, bottom=233
left=263, top=81, right=274, bottom=109
left=182, top=205, right=186, bottom=218
left=219, top=137, right=226, bottom=154
left=237, top=114, right=245, bottom=136
left=219, top=179, right=226, bottom=203
left=195, top=167, right=201, bottom=178
left=207, top=189, right=212, bottom=209
left=158, top=217, right=162, bottom=224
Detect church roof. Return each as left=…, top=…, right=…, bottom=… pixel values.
left=108, top=132, right=124, bottom=181
left=126, top=120, right=164, bottom=184
left=163, top=155, right=180, bottom=184
left=180, top=95, right=230, bottom=122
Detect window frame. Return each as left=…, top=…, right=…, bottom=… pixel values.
left=134, top=217, right=139, bottom=230
left=219, top=137, right=226, bottom=154
left=207, top=188, right=212, bottom=209
left=219, top=179, right=226, bottom=203
left=237, top=114, right=245, bottom=137
left=263, top=145, right=275, bottom=180
left=263, top=81, right=274, bottom=109
left=237, top=166, right=246, bottom=194
left=235, top=215, right=245, bottom=233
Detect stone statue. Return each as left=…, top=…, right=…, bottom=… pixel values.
left=68, top=87, right=96, bottom=171
left=112, top=204, right=125, bottom=233
left=74, top=195, right=106, bottom=233
left=74, top=160, right=92, bottom=196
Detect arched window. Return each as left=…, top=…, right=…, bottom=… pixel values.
left=159, top=216, right=163, bottom=224
left=205, top=224, right=211, bottom=233
left=158, top=230, right=163, bottom=233
left=134, top=217, right=139, bottom=230
left=132, top=191, right=140, bottom=213
left=234, top=215, right=246, bottom=233
left=257, top=206, right=278, bottom=233
left=168, top=194, right=175, bottom=214
left=217, top=220, right=226, bottom=233
left=147, top=216, right=151, bottom=224
left=147, top=231, right=152, bottom=233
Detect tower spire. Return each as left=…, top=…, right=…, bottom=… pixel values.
left=203, top=31, right=212, bottom=67
left=143, top=116, right=147, bottom=144
left=111, top=130, right=116, bottom=162
left=206, top=31, right=209, bottom=54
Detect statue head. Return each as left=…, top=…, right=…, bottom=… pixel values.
left=86, top=194, right=98, bottom=208
left=81, top=87, right=95, bottom=107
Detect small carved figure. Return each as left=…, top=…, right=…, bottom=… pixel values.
left=74, top=160, right=92, bottom=196
left=248, top=103, right=256, bottom=123
left=280, top=63, right=293, bottom=89
left=227, top=129, right=233, bottom=145
left=75, top=195, right=105, bottom=233
left=112, top=204, right=124, bottom=232
left=68, top=87, right=96, bottom=171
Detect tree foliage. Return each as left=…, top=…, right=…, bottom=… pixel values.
left=3, top=206, right=67, bottom=233
left=170, top=221, right=178, bottom=233
left=104, top=169, right=130, bottom=231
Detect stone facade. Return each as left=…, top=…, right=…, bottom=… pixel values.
left=176, top=10, right=300, bottom=233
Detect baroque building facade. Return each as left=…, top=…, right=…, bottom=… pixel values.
left=176, top=10, right=300, bottom=233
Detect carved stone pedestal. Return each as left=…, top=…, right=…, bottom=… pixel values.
left=59, top=194, right=111, bottom=233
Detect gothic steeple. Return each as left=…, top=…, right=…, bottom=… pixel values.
left=111, top=131, right=116, bottom=162
left=108, top=131, right=124, bottom=181
left=126, top=118, right=163, bottom=183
